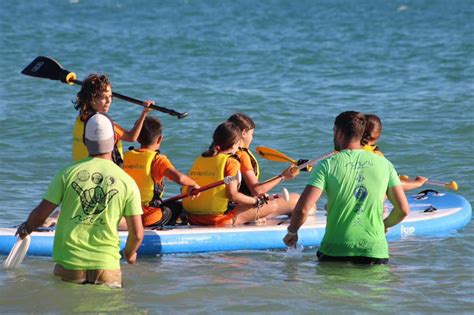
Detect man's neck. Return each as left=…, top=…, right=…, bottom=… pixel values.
left=89, top=153, right=113, bottom=160
left=342, top=140, right=362, bottom=151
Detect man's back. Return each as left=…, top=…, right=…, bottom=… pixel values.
left=309, top=149, right=400, bottom=258
left=44, top=157, right=142, bottom=270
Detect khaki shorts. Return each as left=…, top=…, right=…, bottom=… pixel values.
left=54, top=264, right=122, bottom=288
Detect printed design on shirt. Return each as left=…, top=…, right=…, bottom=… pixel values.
left=353, top=185, right=368, bottom=214
left=91, top=172, right=103, bottom=184
left=345, top=160, right=374, bottom=170
left=76, top=170, right=90, bottom=182
left=72, top=181, right=118, bottom=216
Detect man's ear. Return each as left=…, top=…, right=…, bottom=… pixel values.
left=156, top=135, right=163, bottom=145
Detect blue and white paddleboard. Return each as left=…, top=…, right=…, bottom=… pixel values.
left=0, top=191, right=471, bottom=256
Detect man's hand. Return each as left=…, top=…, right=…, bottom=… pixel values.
left=123, top=249, right=137, bottom=264
left=283, top=232, right=298, bottom=247
left=15, top=222, right=30, bottom=240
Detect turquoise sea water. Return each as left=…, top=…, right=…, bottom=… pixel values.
left=0, top=0, right=473, bottom=313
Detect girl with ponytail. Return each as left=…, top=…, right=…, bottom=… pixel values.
left=183, top=121, right=296, bottom=226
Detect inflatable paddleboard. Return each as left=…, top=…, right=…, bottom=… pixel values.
left=0, top=191, right=471, bottom=256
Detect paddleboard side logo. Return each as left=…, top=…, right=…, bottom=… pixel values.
left=401, top=225, right=415, bottom=238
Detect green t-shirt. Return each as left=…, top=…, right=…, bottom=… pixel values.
left=308, top=149, right=401, bottom=258
left=44, top=157, right=142, bottom=270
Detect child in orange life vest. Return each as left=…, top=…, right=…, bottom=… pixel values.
left=72, top=74, right=153, bottom=165
left=121, top=116, right=200, bottom=227
left=227, top=113, right=300, bottom=219
left=182, top=122, right=299, bottom=226
left=362, top=114, right=427, bottom=191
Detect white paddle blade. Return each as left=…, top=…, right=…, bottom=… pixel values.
left=236, top=171, right=242, bottom=184
left=281, top=188, right=290, bottom=202
left=3, top=235, right=31, bottom=269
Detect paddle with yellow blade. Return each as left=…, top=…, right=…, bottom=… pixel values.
left=399, top=175, right=458, bottom=191
left=21, top=56, right=188, bottom=119
left=256, top=146, right=313, bottom=172
left=260, top=150, right=336, bottom=185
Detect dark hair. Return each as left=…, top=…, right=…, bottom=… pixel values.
left=361, top=114, right=382, bottom=146
left=202, top=122, right=242, bottom=157
left=334, top=111, right=366, bottom=141
left=227, top=113, right=256, bottom=132
left=138, top=116, right=162, bottom=146
left=74, top=74, right=111, bottom=121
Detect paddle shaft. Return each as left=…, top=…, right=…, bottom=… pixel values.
left=162, top=175, right=238, bottom=204
left=260, top=151, right=336, bottom=185
left=400, top=175, right=457, bottom=190
left=71, top=79, right=188, bottom=119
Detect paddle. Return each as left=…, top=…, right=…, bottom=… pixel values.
left=256, top=146, right=297, bottom=164
left=399, top=175, right=458, bottom=191
left=3, top=235, right=31, bottom=269
left=261, top=151, right=336, bottom=185
left=162, top=172, right=242, bottom=204
left=256, top=146, right=314, bottom=172
left=21, top=56, right=188, bottom=119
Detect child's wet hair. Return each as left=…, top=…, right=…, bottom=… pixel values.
left=227, top=113, right=256, bottom=131
left=361, top=114, right=382, bottom=145
left=74, top=74, right=111, bottom=120
left=202, top=122, right=242, bottom=157
left=138, top=116, right=162, bottom=146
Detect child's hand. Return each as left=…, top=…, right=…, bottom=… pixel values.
left=414, top=176, right=428, bottom=188
left=142, top=100, right=154, bottom=114
left=188, top=185, right=201, bottom=199
left=281, top=166, right=299, bottom=181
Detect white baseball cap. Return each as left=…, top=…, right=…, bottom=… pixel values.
left=83, top=113, right=115, bottom=155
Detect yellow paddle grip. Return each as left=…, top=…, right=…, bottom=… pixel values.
left=65, top=72, right=77, bottom=85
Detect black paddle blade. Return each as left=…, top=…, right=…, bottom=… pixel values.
left=21, top=56, right=71, bottom=83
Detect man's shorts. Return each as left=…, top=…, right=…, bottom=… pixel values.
left=317, top=251, right=389, bottom=265
left=54, top=264, right=122, bottom=288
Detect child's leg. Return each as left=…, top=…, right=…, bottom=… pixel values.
left=274, top=193, right=300, bottom=216
left=161, top=201, right=183, bottom=225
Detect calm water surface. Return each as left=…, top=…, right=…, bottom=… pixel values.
left=0, top=0, right=473, bottom=313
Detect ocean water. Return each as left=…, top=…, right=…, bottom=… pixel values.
left=0, top=0, right=473, bottom=313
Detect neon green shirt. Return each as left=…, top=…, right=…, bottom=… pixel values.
left=308, top=149, right=401, bottom=258
left=44, top=157, right=142, bottom=270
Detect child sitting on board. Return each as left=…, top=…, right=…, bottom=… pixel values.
left=227, top=113, right=301, bottom=219
left=182, top=121, right=298, bottom=226
left=121, top=116, right=200, bottom=228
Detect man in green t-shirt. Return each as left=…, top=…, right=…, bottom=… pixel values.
left=16, top=113, right=144, bottom=287
left=283, top=111, right=409, bottom=264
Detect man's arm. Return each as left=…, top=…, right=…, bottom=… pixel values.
left=283, top=185, right=323, bottom=247
left=384, top=185, right=410, bottom=230
left=123, top=215, right=144, bottom=264
left=16, top=199, right=58, bottom=239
